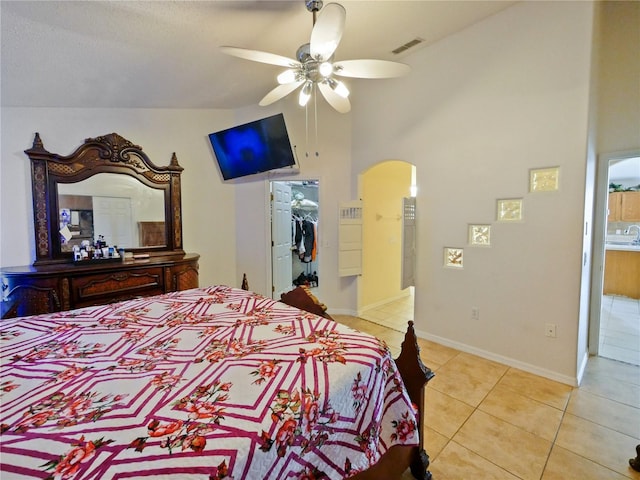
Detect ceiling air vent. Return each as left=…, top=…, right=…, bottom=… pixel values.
left=392, top=37, right=425, bottom=55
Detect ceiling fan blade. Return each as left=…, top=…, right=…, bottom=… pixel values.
left=220, top=46, right=299, bottom=68
left=333, top=59, right=411, bottom=78
left=318, top=82, right=351, bottom=113
left=310, top=3, right=346, bottom=61
left=259, top=80, right=304, bottom=106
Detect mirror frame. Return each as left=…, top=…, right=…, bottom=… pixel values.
left=26, top=132, right=185, bottom=265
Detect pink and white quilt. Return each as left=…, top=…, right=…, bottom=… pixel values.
left=0, top=285, right=418, bottom=479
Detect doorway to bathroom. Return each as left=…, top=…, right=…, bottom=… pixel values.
left=358, top=161, right=416, bottom=333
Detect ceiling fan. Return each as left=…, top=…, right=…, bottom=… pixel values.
left=220, top=0, right=411, bottom=113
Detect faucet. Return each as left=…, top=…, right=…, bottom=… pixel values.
left=624, top=225, right=640, bottom=244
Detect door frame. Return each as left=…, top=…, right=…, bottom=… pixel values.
left=588, top=149, right=640, bottom=355
left=265, top=177, right=322, bottom=299
left=356, top=160, right=416, bottom=320
left=270, top=181, right=293, bottom=299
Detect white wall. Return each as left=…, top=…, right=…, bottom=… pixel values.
left=231, top=100, right=356, bottom=310
left=0, top=107, right=238, bottom=288
left=597, top=1, right=640, bottom=154
left=350, top=1, right=595, bottom=384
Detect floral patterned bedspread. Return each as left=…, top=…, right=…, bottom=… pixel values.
left=0, top=286, right=418, bottom=480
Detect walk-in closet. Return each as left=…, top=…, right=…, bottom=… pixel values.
left=290, top=180, right=319, bottom=288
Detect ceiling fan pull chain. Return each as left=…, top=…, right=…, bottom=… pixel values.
left=305, top=102, right=310, bottom=157
left=314, top=86, right=319, bottom=157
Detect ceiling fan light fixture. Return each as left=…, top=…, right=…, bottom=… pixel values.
left=299, top=82, right=313, bottom=106
left=277, top=69, right=297, bottom=84
left=319, top=61, right=333, bottom=77
left=328, top=78, right=349, bottom=98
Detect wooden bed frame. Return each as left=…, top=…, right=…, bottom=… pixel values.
left=278, top=286, right=435, bottom=479
left=351, top=321, right=434, bottom=480
left=394, top=321, right=435, bottom=480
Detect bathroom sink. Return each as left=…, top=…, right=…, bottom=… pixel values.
left=606, top=242, right=640, bottom=252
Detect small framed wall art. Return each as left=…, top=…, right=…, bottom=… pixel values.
left=530, top=167, right=559, bottom=192
left=496, top=198, right=523, bottom=222
left=444, top=247, right=464, bottom=268
left=469, top=224, right=491, bottom=246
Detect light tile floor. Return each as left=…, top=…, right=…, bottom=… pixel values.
left=359, top=287, right=415, bottom=332
left=600, top=295, right=640, bottom=366
left=332, top=313, right=640, bottom=480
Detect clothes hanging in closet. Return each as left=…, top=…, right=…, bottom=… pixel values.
left=301, top=219, right=315, bottom=263
left=291, top=215, right=317, bottom=263
left=293, top=217, right=304, bottom=253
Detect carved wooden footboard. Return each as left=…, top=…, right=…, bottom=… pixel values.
left=395, top=321, right=435, bottom=480
left=350, top=320, right=434, bottom=480
left=278, top=285, right=435, bottom=480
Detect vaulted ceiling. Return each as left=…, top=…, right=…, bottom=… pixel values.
left=1, top=1, right=516, bottom=109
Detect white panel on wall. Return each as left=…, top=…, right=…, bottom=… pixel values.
left=401, top=197, right=416, bottom=289
left=338, top=200, right=363, bottom=277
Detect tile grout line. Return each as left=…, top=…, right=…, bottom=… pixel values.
left=342, top=312, right=640, bottom=478
left=427, top=368, right=517, bottom=474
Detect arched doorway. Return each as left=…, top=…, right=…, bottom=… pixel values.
left=358, top=160, right=416, bottom=331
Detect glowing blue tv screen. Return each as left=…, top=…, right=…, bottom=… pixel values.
left=209, top=113, right=296, bottom=180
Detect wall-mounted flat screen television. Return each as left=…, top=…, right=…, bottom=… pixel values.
left=208, top=113, right=297, bottom=180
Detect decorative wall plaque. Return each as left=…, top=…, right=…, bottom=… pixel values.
left=497, top=198, right=523, bottom=222
left=444, top=247, right=464, bottom=268
left=469, top=224, right=491, bottom=246
left=530, top=167, right=559, bottom=192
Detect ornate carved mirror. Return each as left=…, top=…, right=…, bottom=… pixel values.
left=26, top=132, right=185, bottom=265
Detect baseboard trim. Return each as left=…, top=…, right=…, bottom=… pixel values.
left=328, top=312, right=579, bottom=386
left=413, top=327, right=579, bottom=387
left=576, top=351, right=590, bottom=386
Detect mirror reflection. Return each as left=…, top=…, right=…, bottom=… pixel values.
left=57, top=173, right=165, bottom=252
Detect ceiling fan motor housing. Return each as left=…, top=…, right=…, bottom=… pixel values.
left=296, top=43, right=312, bottom=63
left=296, top=43, right=333, bottom=83
left=305, top=0, right=323, bottom=13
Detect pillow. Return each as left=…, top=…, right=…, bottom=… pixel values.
left=280, top=286, right=332, bottom=319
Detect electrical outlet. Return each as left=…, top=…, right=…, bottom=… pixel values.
left=471, top=307, right=480, bottom=321
left=545, top=323, right=557, bottom=338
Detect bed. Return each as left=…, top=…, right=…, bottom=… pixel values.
left=0, top=285, right=432, bottom=479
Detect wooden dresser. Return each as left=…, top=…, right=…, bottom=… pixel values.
left=2, top=132, right=200, bottom=319
left=1, top=253, right=199, bottom=319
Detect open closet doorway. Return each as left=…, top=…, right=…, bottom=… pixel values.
left=590, top=153, right=640, bottom=366
left=358, top=161, right=416, bottom=332
left=270, top=180, right=320, bottom=299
